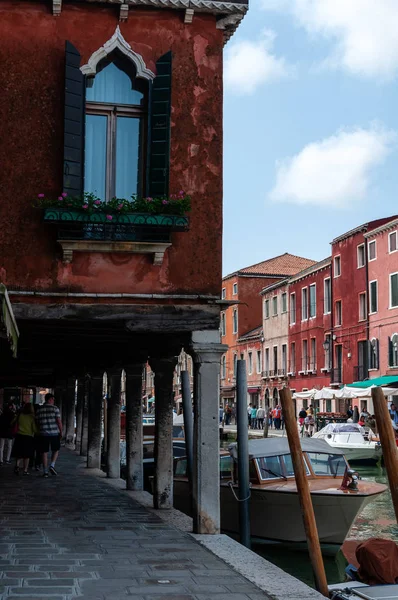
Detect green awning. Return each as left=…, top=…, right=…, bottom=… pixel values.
left=0, top=284, right=19, bottom=358
left=347, top=376, right=398, bottom=388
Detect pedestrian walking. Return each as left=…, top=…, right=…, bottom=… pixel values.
left=272, top=405, right=282, bottom=430
left=36, top=393, right=62, bottom=478
left=304, top=413, right=315, bottom=437
left=389, top=403, right=398, bottom=426
left=268, top=408, right=273, bottom=429
left=0, top=402, right=16, bottom=465
left=12, top=402, right=38, bottom=475
left=250, top=405, right=258, bottom=429
left=353, top=405, right=360, bottom=423
left=247, top=403, right=252, bottom=428
left=256, top=406, right=265, bottom=429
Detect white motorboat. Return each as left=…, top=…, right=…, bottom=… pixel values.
left=312, top=423, right=382, bottom=462
left=173, top=438, right=387, bottom=552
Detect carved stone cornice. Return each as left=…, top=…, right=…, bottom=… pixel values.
left=52, top=0, right=248, bottom=42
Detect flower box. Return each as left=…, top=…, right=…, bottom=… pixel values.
left=43, top=208, right=189, bottom=231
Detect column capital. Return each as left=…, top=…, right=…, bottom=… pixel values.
left=149, top=356, right=177, bottom=375
left=124, top=363, right=145, bottom=378
left=190, top=343, right=228, bottom=364
left=87, top=370, right=105, bottom=381
left=106, top=366, right=123, bottom=378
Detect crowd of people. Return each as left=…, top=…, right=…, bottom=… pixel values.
left=0, top=393, right=62, bottom=477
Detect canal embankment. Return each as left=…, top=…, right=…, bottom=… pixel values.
left=80, top=454, right=325, bottom=600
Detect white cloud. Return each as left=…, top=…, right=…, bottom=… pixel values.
left=269, top=126, right=396, bottom=208
left=224, top=29, right=292, bottom=95
left=262, top=0, right=398, bottom=80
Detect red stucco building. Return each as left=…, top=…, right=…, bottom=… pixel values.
left=287, top=258, right=332, bottom=397
left=330, top=218, right=397, bottom=387
left=365, top=218, right=398, bottom=380
left=220, top=254, right=315, bottom=407
left=0, top=0, right=248, bottom=534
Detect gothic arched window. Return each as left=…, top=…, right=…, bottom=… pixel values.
left=85, top=56, right=148, bottom=201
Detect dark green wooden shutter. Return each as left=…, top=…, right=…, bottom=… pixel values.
left=63, top=41, right=85, bottom=197
left=148, top=51, right=172, bottom=197
left=388, top=337, right=393, bottom=367
left=375, top=339, right=380, bottom=369
left=367, top=340, right=372, bottom=370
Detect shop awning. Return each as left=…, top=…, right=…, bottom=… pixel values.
left=0, top=284, right=19, bottom=358
left=248, top=387, right=261, bottom=393
left=347, top=376, right=398, bottom=388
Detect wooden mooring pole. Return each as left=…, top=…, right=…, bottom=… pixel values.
left=372, top=386, right=398, bottom=523
left=279, top=387, right=329, bottom=598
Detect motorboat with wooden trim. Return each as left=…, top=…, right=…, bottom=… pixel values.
left=173, top=438, right=387, bottom=553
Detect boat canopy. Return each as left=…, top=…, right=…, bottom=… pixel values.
left=228, top=437, right=345, bottom=460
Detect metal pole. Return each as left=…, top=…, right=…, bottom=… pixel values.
left=279, top=387, right=328, bottom=597
left=372, top=386, right=398, bottom=523
left=236, top=360, right=251, bottom=549
left=181, top=370, right=193, bottom=490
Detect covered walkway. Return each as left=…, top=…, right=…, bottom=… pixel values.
left=0, top=450, right=269, bottom=600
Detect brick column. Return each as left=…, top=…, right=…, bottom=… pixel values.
left=190, top=330, right=227, bottom=534
left=125, top=364, right=145, bottom=490
left=150, top=357, right=177, bottom=509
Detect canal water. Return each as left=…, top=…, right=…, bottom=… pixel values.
left=253, top=464, right=398, bottom=588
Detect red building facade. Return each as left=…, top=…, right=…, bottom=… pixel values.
left=330, top=218, right=396, bottom=387
left=220, top=254, right=315, bottom=407
left=288, top=258, right=332, bottom=395
left=0, top=0, right=248, bottom=534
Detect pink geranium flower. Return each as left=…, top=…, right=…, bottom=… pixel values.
left=58, top=196, right=64, bottom=201
left=38, top=193, right=45, bottom=198
left=145, top=197, right=153, bottom=202
left=162, top=199, right=169, bottom=205
left=117, top=204, right=123, bottom=210
left=179, top=190, right=185, bottom=196
left=82, top=204, right=88, bottom=209
left=106, top=215, right=113, bottom=221
left=94, top=200, right=101, bottom=205
left=61, top=192, right=68, bottom=198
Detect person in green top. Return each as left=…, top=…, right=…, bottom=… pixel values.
left=12, top=403, right=38, bottom=475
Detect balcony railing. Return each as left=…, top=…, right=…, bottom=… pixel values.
left=331, top=367, right=342, bottom=384
left=278, top=368, right=287, bottom=377
left=354, top=365, right=368, bottom=382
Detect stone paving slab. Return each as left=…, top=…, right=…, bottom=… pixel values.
left=0, top=451, right=271, bottom=600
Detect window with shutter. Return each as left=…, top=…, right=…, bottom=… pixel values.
left=84, top=57, right=148, bottom=201
left=390, top=334, right=398, bottom=367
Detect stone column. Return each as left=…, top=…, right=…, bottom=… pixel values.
left=190, top=330, right=227, bottom=534
left=106, top=368, right=122, bottom=479
left=150, top=357, right=177, bottom=509
left=54, top=384, right=64, bottom=421
left=87, top=372, right=103, bottom=469
left=80, top=378, right=89, bottom=456
left=65, top=377, right=76, bottom=446
left=75, top=378, right=85, bottom=453
left=125, top=364, right=145, bottom=490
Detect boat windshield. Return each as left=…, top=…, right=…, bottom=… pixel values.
left=257, top=456, right=287, bottom=480
left=307, top=452, right=347, bottom=476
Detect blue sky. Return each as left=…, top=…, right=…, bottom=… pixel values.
left=222, top=0, right=398, bottom=275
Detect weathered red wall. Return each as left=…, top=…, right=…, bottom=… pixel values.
left=0, top=1, right=223, bottom=294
